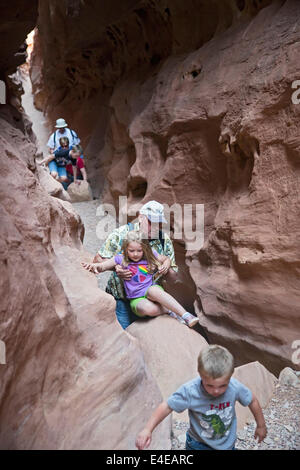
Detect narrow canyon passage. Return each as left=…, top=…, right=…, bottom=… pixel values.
left=1, top=0, right=299, bottom=451
left=21, top=66, right=50, bottom=156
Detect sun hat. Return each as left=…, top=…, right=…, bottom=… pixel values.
left=55, top=118, right=68, bottom=128
left=139, top=200, right=167, bottom=223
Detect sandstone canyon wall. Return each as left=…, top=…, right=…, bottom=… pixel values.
left=31, top=0, right=300, bottom=375
left=0, top=1, right=171, bottom=449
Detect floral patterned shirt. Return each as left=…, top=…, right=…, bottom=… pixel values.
left=98, top=222, right=178, bottom=300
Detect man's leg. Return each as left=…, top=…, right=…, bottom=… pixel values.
left=116, top=299, right=134, bottom=329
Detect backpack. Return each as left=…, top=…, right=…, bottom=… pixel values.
left=53, top=129, right=77, bottom=147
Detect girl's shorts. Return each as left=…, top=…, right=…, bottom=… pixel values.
left=129, top=285, right=164, bottom=316
left=48, top=160, right=67, bottom=178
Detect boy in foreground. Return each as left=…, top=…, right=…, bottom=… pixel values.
left=136, top=345, right=267, bottom=450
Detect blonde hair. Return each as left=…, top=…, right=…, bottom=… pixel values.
left=71, top=144, right=83, bottom=155
left=121, top=231, right=161, bottom=273
left=59, top=137, right=69, bottom=147
left=198, top=345, right=234, bottom=379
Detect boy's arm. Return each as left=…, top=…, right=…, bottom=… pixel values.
left=248, top=394, right=267, bottom=443
left=81, top=167, right=87, bottom=181
left=136, top=401, right=172, bottom=450
left=73, top=165, right=79, bottom=184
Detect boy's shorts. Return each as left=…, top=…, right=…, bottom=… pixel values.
left=130, top=285, right=164, bottom=316
left=48, top=161, right=67, bottom=178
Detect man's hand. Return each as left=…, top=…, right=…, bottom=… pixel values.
left=115, top=264, right=132, bottom=280
left=158, top=258, right=171, bottom=276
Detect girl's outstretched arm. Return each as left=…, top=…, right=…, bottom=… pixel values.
left=81, top=257, right=116, bottom=274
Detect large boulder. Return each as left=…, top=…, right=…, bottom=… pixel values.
left=233, top=361, right=277, bottom=428
left=67, top=180, right=93, bottom=202
left=128, top=317, right=277, bottom=430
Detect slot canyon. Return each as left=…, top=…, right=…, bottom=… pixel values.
left=0, top=0, right=299, bottom=450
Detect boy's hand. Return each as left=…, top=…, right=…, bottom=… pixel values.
left=254, top=425, right=267, bottom=443
left=136, top=429, right=152, bottom=450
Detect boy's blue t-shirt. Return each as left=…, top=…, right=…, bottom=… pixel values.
left=167, top=376, right=252, bottom=450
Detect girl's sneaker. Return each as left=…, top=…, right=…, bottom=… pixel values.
left=182, top=312, right=199, bottom=328
left=168, top=311, right=186, bottom=324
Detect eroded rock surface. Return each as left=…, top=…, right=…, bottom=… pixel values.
left=0, top=105, right=170, bottom=449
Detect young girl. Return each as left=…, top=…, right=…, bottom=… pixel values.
left=82, top=231, right=199, bottom=328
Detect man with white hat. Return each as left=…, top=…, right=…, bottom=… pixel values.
left=47, top=118, right=81, bottom=153
left=92, top=201, right=179, bottom=329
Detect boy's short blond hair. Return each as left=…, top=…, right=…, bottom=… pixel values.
left=198, top=345, right=234, bottom=379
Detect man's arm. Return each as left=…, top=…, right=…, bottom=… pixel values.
left=95, top=226, right=133, bottom=280
left=47, top=133, right=55, bottom=153
left=93, top=253, right=104, bottom=263
left=248, top=394, right=267, bottom=443
left=136, top=401, right=172, bottom=450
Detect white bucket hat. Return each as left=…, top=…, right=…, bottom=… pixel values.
left=55, top=118, right=68, bottom=128
left=139, top=200, right=167, bottom=223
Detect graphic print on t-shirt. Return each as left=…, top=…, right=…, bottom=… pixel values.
left=198, top=404, right=233, bottom=439
left=128, top=264, right=150, bottom=283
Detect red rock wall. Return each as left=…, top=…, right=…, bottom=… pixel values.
left=32, top=0, right=300, bottom=375
left=0, top=104, right=172, bottom=449
left=0, top=3, right=170, bottom=449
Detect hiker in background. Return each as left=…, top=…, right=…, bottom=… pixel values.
left=91, top=201, right=179, bottom=330
left=39, top=136, right=74, bottom=185
left=65, top=144, right=88, bottom=187
left=47, top=118, right=80, bottom=153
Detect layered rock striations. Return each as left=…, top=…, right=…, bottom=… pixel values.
left=32, top=0, right=300, bottom=374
